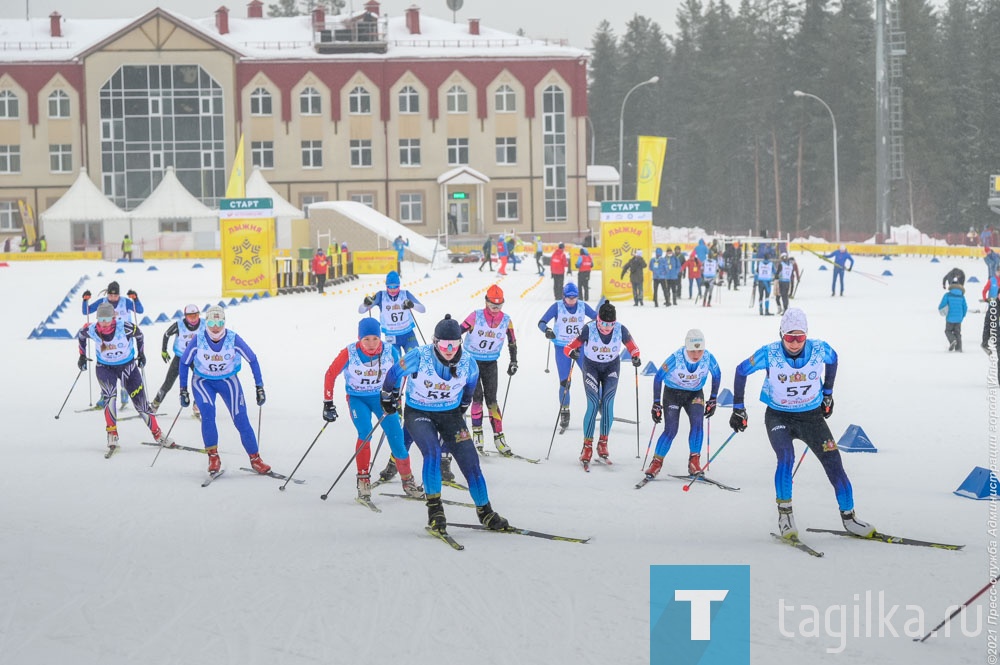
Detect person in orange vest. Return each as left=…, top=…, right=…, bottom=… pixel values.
left=312, top=248, right=330, bottom=294
left=550, top=243, right=571, bottom=300
left=497, top=234, right=509, bottom=275
left=575, top=247, right=593, bottom=301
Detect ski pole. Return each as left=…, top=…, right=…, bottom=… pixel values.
left=546, top=362, right=574, bottom=460
left=705, top=416, right=711, bottom=473
left=641, top=422, right=658, bottom=469
left=914, top=578, right=997, bottom=643
left=321, top=413, right=387, bottom=500
left=149, top=409, right=184, bottom=468
left=634, top=364, right=641, bottom=458
left=682, top=431, right=737, bottom=492
left=412, top=317, right=427, bottom=345
left=54, top=368, right=86, bottom=419
left=86, top=309, right=93, bottom=406
left=256, top=404, right=263, bottom=450
left=792, top=447, right=810, bottom=479
left=279, top=422, right=329, bottom=491
left=501, top=373, right=512, bottom=417
left=544, top=342, right=551, bottom=374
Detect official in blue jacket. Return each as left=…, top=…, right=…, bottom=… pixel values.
left=650, top=248, right=669, bottom=307
left=824, top=245, right=855, bottom=296
left=938, top=280, right=968, bottom=352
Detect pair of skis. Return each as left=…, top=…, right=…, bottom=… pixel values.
left=634, top=473, right=740, bottom=492
left=476, top=446, right=541, bottom=464
left=773, top=528, right=964, bottom=557
left=581, top=456, right=613, bottom=472
left=426, top=522, right=592, bottom=550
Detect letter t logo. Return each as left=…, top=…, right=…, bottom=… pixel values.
left=674, top=589, right=729, bottom=640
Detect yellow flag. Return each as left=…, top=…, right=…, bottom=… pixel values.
left=225, top=134, right=246, bottom=199
left=636, top=136, right=668, bottom=206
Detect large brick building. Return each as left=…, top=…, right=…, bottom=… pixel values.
left=0, top=1, right=590, bottom=251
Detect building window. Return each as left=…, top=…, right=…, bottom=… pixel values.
left=0, top=200, right=21, bottom=231
left=250, top=87, right=273, bottom=116
left=447, top=138, right=469, bottom=166
left=0, top=91, right=18, bottom=119
left=398, top=85, right=420, bottom=114
left=350, top=192, right=375, bottom=208
left=251, top=141, right=274, bottom=169
left=300, top=193, right=325, bottom=218
left=48, top=90, right=70, bottom=118
left=495, top=137, right=517, bottom=165
left=495, top=84, right=516, bottom=113
left=302, top=140, right=323, bottom=168
left=399, top=138, right=421, bottom=167
left=300, top=86, right=321, bottom=115
left=399, top=192, right=423, bottom=224
left=350, top=139, right=373, bottom=167
left=446, top=85, right=468, bottom=113
left=542, top=85, right=567, bottom=222
left=159, top=218, right=192, bottom=232
left=349, top=86, right=371, bottom=114
left=0, top=146, right=21, bottom=173
left=496, top=191, right=520, bottom=222
left=49, top=144, right=72, bottom=173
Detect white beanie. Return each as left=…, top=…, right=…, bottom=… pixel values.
left=685, top=329, right=705, bottom=352
left=635, top=249, right=643, bottom=257
left=779, top=308, right=808, bottom=335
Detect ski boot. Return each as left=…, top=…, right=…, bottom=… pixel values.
left=426, top=496, right=447, bottom=534
left=777, top=501, right=797, bottom=540
left=357, top=473, right=372, bottom=499
left=440, top=454, right=456, bottom=482
left=644, top=456, right=663, bottom=479
left=493, top=433, right=512, bottom=457
left=558, top=406, right=570, bottom=433
left=400, top=473, right=425, bottom=499
left=96, top=397, right=107, bottom=409
left=841, top=510, right=876, bottom=538
left=378, top=457, right=398, bottom=482
left=249, top=453, right=271, bottom=475
left=207, top=447, right=221, bottom=474
left=688, top=453, right=702, bottom=476
left=106, top=427, right=119, bottom=453
left=579, top=439, right=593, bottom=464
left=193, top=403, right=202, bottom=420
left=596, top=435, right=610, bottom=460
left=476, top=502, right=510, bottom=531
left=151, top=426, right=173, bottom=447
left=472, top=426, right=485, bottom=453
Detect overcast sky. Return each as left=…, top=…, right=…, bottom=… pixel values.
left=3, top=0, right=683, bottom=49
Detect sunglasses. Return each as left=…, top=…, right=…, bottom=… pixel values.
left=782, top=333, right=807, bottom=343
left=436, top=340, right=459, bottom=353
left=97, top=317, right=114, bottom=324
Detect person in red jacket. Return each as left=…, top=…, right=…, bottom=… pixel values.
left=575, top=247, right=593, bottom=301
left=550, top=242, right=572, bottom=300
left=682, top=253, right=703, bottom=300
left=497, top=235, right=509, bottom=275
left=312, top=249, right=330, bottom=294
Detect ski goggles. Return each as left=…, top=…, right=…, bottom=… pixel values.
left=486, top=301, right=503, bottom=310
left=782, top=333, right=807, bottom=343
left=436, top=339, right=460, bottom=354
left=387, top=286, right=401, bottom=296
left=96, top=316, right=114, bottom=324
left=206, top=318, right=225, bottom=328
left=596, top=319, right=615, bottom=333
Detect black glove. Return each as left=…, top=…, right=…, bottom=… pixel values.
left=161, top=350, right=170, bottom=363
left=460, top=400, right=471, bottom=415
left=402, top=299, right=414, bottom=310
left=507, top=361, right=518, bottom=376
left=323, top=400, right=339, bottom=422
left=544, top=327, right=556, bottom=340
left=77, top=355, right=88, bottom=371
left=137, top=352, right=146, bottom=368
left=631, top=355, right=642, bottom=368
left=363, top=295, right=375, bottom=307
left=730, top=408, right=748, bottom=432
left=704, top=398, right=717, bottom=419
left=380, top=389, right=400, bottom=414
left=847, top=266, right=852, bottom=272
left=127, top=289, right=138, bottom=300
left=821, top=394, right=834, bottom=419
left=568, top=348, right=581, bottom=361
left=179, top=388, right=191, bottom=408
left=651, top=402, right=662, bottom=424
left=82, top=290, right=92, bottom=301
left=255, top=386, right=266, bottom=406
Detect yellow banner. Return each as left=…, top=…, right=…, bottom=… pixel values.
left=221, top=217, right=276, bottom=297
left=17, top=200, right=37, bottom=246
left=600, top=221, right=652, bottom=301
left=636, top=136, right=667, bottom=207
left=353, top=250, right=398, bottom=275
left=225, top=134, right=246, bottom=199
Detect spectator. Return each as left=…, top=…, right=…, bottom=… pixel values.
left=392, top=235, right=409, bottom=274
left=534, top=236, right=544, bottom=276
left=38, top=235, right=47, bottom=252
left=985, top=247, right=1000, bottom=281
left=121, top=234, right=133, bottom=262
left=621, top=249, right=647, bottom=306
left=550, top=242, right=571, bottom=300
left=682, top=252, right=703, bottom=300
left=576, top=247, right=593, bottom=301
left=2, top=237, right=10, bottom=252
left=942, top=267, right=966, bottom=290
left=506, top=235, right=517, bottom=271
left=939, top=279, right=968, bottom=352
left=497, top=234, right=509, bottom=275
left=312, top=249, right=330, bottom=294
left=649, top=247, right=669, bottom=307
left=479, top=235, right=493, bottom=272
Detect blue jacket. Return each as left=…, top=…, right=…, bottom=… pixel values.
left=665, top=254, right=682, bottom=279
left=824, top=249, right=855, bottom=270
left=938, top=286, right=968, bottom=324
left=694, top=240, right=708, bottom=263
left=649, top=250, right=668, bottom=279
left=393, top=237, right=408, bottom=259
left=985, top=251, right=1000, bottom=277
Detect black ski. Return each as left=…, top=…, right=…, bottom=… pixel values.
left=202, top=469, right=225, bottom=487
left=76, top=405, right=105, bottom=413
left=805, top=528, right=964, bottom=551
left=380, top=492, right=473, bottom=508
left=425, top=526, right=464, bottom=550
left=505, top=452, right=541, bottom=464
left=771, top=532, right=824, bottom=557
left=355, top=496, right=381, bottom=513
left=635, top=476, right=653, bottom=489
left=238, top=467, right=305, bottom=484
left=118, top=411, right=165, bottom=422
left=443, top=479, right=469, bottom=491
left=668, top=473, right=741, bottom=492
left=449, top=523, right=591, bottom=544
left=140, top=440, right=206, bottom=454
left=104, top=444, right=119, bottom=459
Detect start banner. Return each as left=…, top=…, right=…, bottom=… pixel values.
left=353, top=250, right=398, bottom=275
left=600, top=218, right=652, bottom=302
left=221, top=216, right=276, bottom=297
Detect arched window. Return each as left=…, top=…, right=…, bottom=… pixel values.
left=250, top=87, right=272, bottom=116
left=0, top=91, right=19, bottom=119
left=299, top=86, right=321, bottom=115
left=398, top=85, right=420, bottom=114
left=349, top=86, right=371, bottom=114
left=446, top=85, right=468, bottom=113
left=48, top=90, right=70, bottom=118
left=494, top=84, right=516, bottom=113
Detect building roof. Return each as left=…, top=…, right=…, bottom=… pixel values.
left=587, top=165, right=620, bottom=186
left=38, top=168, right=129, bottom=222
left=437, top=166, right=490, bottom=186
left=246, top=168, right=303, bottom=218
left=129, top=167, right=216, bottom=220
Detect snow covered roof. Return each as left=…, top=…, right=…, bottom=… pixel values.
left=309, top=200, right=448, bottom=266
left=0, top=17, right=131, bottom=63
left=38, top=168, right=129, bottom=222
left=246, top=168, right=303, bottom=218
left=587, top=165, right=620, bottom=186
left=129, top=166, right=216, bottom=220
left=436, top=166, right=490, bottom=186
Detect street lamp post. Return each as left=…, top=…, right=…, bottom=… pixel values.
left=793, top=89, right=840, bottom=243
left=618, top=75, right=659, bottom=200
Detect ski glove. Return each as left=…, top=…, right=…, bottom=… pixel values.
left=568, top=348, right=581, bottom=361
left=127, top=289, right=138, bottom=300
left=82, top=290, right=92, bottom=301
left=507, top=361, right=518, bottom=376
left=137, top=352, right=146, bottom=368
left=363, top=295, right=375, bottom=307
left=322, top=400, right=338, bottom=422
left=704, top=398, right=717, bottom=419
left=730, top=408, right=748, bottom=432
left=161, top=351, right=170, bottom=363
left=255, top=386, right=266, bottom=406
left=651, top=402, right=663, bottom=424
left=77, top=355, right=88, bottom=371
left=380, top=389, right=400, bottom=414
left=459, top=399, right=471, bottom=415
left=544, top=327, right=556, bottom=340
left=179, top=388, right=191, bottom=408
left=631, top=355, right=642, bottom=368
left=821, top=394, right=834, bottom=419
left=402, top=299, right=414, bottom=310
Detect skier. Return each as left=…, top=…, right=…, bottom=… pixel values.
left=359, top=271, right=426, bottom=354
left=620, top=249, right=647, bottom=306
left=75, top=302, right=169, bottom=455
left=323, top=317, right=423, bottom=502
left=82, top=280, right=145, bottom=408
left=575, top=247, right=593, bottom=301
left=563, top=301, right=642, bottom=467
left=460, top=285, right=518, bottom=457
left=151, top=304, right=204, bottom=418
left=701, top=250, right=720, bottom=306
left=939, top=278, right=968, bottom=352
left=649, top=247, right=669, bottom=307
left=646, top=329, right=721, bottom=478
left=755, top=254, right=775, bottom=316
left=380, top=315, right=510, bottom=537
left=177, top=306, right=270, bottom=477
left=775, top=252, right=800, bottom=313
left=824, top=245, right=854, bottom=296
left=729, top=307, right=875, bottom=540
left=537, top=283, right=597, bottom=433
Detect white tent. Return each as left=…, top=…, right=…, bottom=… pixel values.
left=38, top=167, right=128, bottom=254
left=129, top=167, right=219, bottom=252
left=246, top=168, right=303, bottom=249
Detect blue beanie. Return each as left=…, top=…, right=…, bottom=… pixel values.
left=358, top=317, right=382, bottom=339
left=562, top=282, right=579, bottom=298
left=386, top=271, right=400, bottom=287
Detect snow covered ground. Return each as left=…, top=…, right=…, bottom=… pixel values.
left=0, top=251, right=992, bottom=664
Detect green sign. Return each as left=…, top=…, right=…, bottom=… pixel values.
left=221, top=198, right=273, bottom=211
left=600, top=200, right=652, bottom=214
left=450, top=192, right=468, bottom=200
